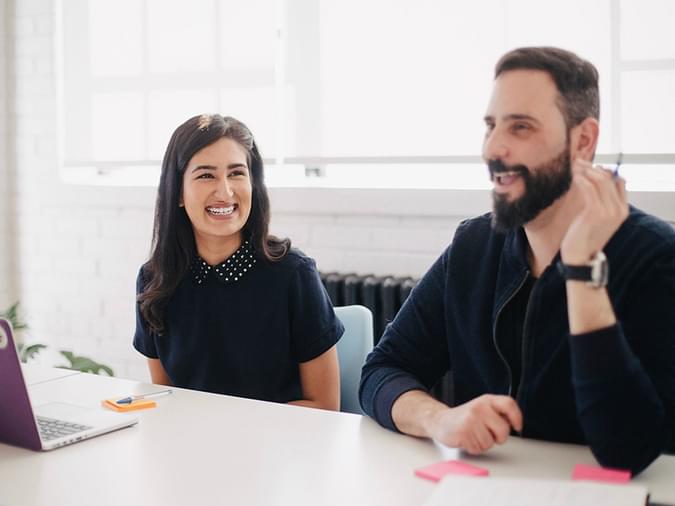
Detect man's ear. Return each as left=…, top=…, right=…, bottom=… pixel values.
left=570, top=117, right=599, bottom=162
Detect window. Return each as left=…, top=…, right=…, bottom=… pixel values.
left=61, top=0, right=277, bottom=167
left=58, top=0, right=675, bottom=189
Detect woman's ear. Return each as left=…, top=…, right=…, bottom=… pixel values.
left=570, top=117, right=599, bottom=162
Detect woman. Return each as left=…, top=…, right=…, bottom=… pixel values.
left=134, top=114, right=343, bottom=410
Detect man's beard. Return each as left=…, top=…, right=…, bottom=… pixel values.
left=488, top=147, right=572, bottom=233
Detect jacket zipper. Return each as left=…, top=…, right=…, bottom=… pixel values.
left=492, top=270, right=530, bottom=397
left=515, top=280, right=537, bottom=407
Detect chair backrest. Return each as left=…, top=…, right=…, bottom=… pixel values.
left=334, top=305, right=374, bottom=414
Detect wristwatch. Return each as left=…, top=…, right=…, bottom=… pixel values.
left=558, top=251, right=609, bottom=288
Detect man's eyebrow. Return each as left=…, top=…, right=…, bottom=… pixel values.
left=505, top=113, right=539, bottom=123
left=484, top=113, right=541, bottom=124
left=191, top=163, right=248, bottom=173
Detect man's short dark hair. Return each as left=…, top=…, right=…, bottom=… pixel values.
left=495, top=47, right=599, bottom=129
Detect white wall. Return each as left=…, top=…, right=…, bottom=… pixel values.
left=7, top=0, right=155, bottom=376
left=5, top=0, right=675, bottom=382
left=0, top=0, right=15, bottom=311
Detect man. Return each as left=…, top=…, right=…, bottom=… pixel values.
left=359, top=47, right=675, bottom=475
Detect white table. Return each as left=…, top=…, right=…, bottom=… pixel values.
left=21, top=363, right=81, bottom=386
left=1, top=368, right=673, bottom=506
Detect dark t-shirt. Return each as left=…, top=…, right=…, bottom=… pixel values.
left=133, top=248, right=344, bottom=403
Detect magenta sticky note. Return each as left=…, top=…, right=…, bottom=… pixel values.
left=572, top=463, right=631, bottom=483
left=415, top=460, right=490, bottom=482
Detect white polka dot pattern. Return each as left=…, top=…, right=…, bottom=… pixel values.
left=191, top=240, right=257, bottom=285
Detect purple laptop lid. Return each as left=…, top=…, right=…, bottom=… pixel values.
left=0, top=318, right=42, bottom=450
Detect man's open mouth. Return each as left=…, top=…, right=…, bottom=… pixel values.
left=493, top=171, right=521, bottom=185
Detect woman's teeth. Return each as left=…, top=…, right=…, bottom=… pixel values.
left=207, top=205, right=235, bottom=216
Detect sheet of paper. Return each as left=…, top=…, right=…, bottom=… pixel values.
left=424, top=476, right=648, bottom=506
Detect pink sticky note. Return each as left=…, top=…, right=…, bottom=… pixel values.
left=415, top=460, right=490, bottom=482
left=572, top=463, right=631, bottom=483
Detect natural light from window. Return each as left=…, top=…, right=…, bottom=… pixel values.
left=58, top=0, right=675, bottom=190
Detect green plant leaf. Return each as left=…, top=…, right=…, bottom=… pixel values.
left=0, top=301, right=29, bottom=331
left=20, top=343, right=47, bottom=362
left=59, top=350, right=114, bottom=376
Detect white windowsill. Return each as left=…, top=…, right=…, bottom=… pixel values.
left=54, top=178, right=675, bottom=223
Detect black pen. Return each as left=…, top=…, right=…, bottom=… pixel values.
left=613, top=152, right=623, bottom=179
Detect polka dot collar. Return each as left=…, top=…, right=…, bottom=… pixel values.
left=191, top=240, right=257, bottom=285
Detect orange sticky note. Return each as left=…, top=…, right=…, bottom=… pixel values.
left=102, top=398, right=157, bottom=412
left=415, top=460, right=489, bottom=482
left=572, top=463, right=631, bottom=483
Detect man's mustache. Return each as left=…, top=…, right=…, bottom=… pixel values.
left=487, top=159, right=529, bottom=180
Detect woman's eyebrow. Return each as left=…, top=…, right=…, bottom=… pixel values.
left=191, top=165, right=217, bottom=173
left=191, top=163, right=247, bottom=173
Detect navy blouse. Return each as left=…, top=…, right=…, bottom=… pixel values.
left=133, top=245, right=343, bottom=403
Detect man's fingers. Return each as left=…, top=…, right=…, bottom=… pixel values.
left=616, top=176, right=628, bottom=207
left=584, top=165, right=619, bottom=211
left=581, top=167, right=612, bottom=213
left=484, top=410, right=513, bottom=444
left=490, top=395, right=523, bottom=432
left=573, top=170, right=601, bottom=211
left=476, top=422, right=497, bottom=452
left=466, top=424, right=495, bottom=454
left=442, top=396, right=521, bottom=454
left=465, top=435, right=483, bottom=455
left=583, top=166, right=629, bottom=224
left=574, top=159, right=622, bottom=212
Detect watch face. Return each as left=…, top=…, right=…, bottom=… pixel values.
left=590, top=251, right=609, bottom=287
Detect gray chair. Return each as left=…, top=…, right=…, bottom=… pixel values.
left=334, top=305, right=374, bottom=414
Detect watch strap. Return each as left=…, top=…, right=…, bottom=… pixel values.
left=557, top=251, right=609, bottom=288
left=558, top=264, right=593, bottom=282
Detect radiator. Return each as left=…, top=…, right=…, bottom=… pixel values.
left=320, top=272, right=418, bottom=345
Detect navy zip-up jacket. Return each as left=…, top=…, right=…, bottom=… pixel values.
left=360, top=206, right=675, bottom=475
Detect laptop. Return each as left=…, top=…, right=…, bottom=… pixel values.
left=0, top=318, right=138, bottom=450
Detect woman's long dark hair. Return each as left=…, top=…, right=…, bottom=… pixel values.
left=139, top=114, right=290, bottom=335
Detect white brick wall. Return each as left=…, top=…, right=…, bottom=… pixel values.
left=0, top=0, right=16, bottom=311
left=268, top=212, right=459, bottom=277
